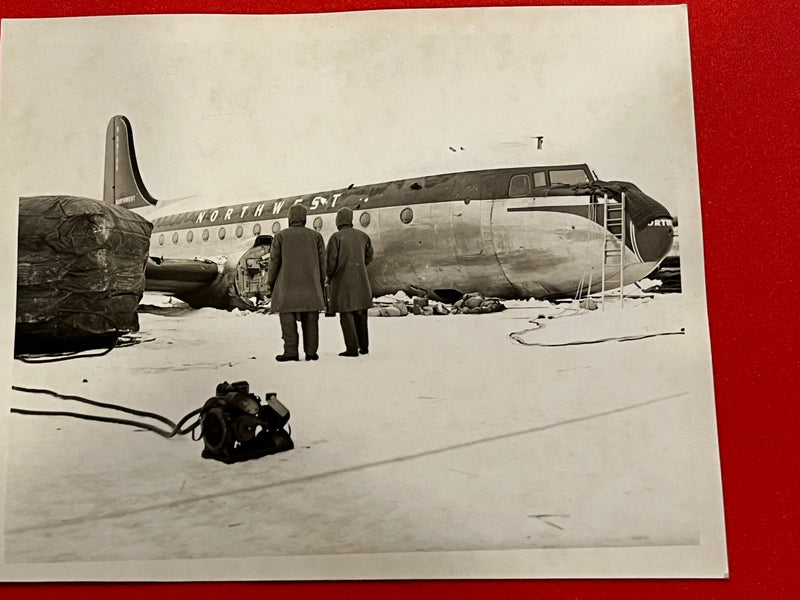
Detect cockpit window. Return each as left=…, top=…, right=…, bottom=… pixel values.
left=533, top=171, right=547, bottom=187
left=509, top=174, right=531, bottom=197
left=548, top=168, right=590, bottom=185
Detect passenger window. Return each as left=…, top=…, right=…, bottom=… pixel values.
left=509, top=174, right=531, bottom=197
left=272, top=222, right=281, bottom=234
left=202, top=229, right=210, bottom=242
left=187, top=230, right=194, bottom=243
left=400, top=208, right=414, bottom=224
left=172, top=232, right=179, bottom=244
left=313, top=217, right=323, bottom=231
left=253, top=223, right=262, bottom=236
left=359, top=212, right=371, bottom=227
left=235, top=225, right=243, bottom=238
left=158, top=233, right=165, bottom=246
left=218, top=227, right=226, bottom=240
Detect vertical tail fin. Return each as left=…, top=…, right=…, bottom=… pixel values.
left=103, top=115, right=158, bottom=208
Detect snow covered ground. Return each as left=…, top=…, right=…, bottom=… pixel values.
left=3, top=290, right=724, bottom=579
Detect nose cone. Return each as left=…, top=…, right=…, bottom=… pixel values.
left=634, top=216, right=675, bottom=264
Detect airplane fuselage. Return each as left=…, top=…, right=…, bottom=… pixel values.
left=145, top=163, right=674, bottom=302
left=104, top=115, right=673, bottom=308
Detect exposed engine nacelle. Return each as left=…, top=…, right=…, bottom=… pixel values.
left=145, top=236, right=272, bottom=310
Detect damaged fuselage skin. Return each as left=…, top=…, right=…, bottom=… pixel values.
left=105, top=115, right=675, bottom=310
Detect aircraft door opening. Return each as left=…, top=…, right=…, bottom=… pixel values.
left=452, top=186, right=484, bottom=256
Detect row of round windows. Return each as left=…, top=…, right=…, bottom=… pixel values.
left=156, top=207, right=416, bottom=246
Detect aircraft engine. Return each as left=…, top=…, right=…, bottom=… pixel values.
left=147, top=236, right=272, bottom=311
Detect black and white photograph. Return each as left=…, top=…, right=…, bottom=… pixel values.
left=0, top=6, right=726, bottom=580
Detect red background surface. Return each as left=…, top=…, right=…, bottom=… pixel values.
left=1, top=0, right=798, bottom=598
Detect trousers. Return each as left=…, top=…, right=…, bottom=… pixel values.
left=338, top=309, right=369, bottom=353
left=279, top=311, right=319, bottom=357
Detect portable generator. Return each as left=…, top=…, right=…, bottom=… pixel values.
left=199, top=380, right=293, bottom=464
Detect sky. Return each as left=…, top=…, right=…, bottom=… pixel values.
left=0, top=7, right=698, bottom=218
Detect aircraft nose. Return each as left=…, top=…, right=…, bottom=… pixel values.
left=632, top=213, right=675, bottom=264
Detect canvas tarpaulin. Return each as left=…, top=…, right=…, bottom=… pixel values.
left=16, top=196, right=153, bottom=354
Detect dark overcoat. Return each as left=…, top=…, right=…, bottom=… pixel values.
left=326, top=208, right=374, bottom=313
left=267, top=205, right=326, bottom=313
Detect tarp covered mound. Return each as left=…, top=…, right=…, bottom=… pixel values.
left=16, top=196, right=153, bottom=355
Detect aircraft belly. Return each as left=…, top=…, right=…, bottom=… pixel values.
left=620, top=261, right=659, bottom=286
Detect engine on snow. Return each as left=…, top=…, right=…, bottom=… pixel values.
left=145, top=236, right=273, bottom=311
left=200, top=380, right=293, bottom=464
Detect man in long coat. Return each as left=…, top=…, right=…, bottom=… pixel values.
left=267, top=204, right=326, bottom=361
left=326, top=207, right=374, bottom=357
